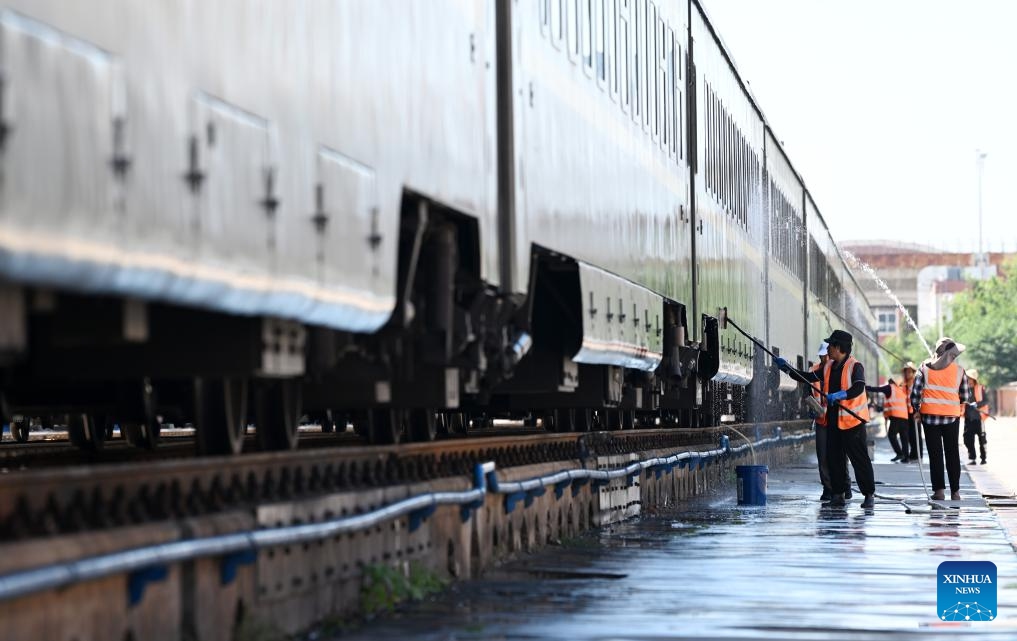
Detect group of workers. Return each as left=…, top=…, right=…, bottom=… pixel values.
left=775, top=331, right=990, bottom=507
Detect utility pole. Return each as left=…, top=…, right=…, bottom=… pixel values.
left=976, top=150, right=988, bottom=277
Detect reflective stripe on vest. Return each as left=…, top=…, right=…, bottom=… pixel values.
left=810, top=362, right=827, bottom=426
left=919, top=363, right=963, bottom=417
left=975, top=384, right=990, bottom=421
left=822, top=356, right=871, bottom=430
left=884, top=382, right=908, bottom=420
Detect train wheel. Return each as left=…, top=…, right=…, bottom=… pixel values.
left=12, top=417, right=29, bottom=443
left=446, top=411, right=468, bottom=436
left=367, top=408, right=403, bottom=445
left=67, top=413, right=106, bottom=451
left=122, top=419, right=161, bottom=449
left=540, top=411, right=555, bottom=432
left=573, top=408, right=594, bottom=432
left=552, top=409, right=574, bottom=433
left=123, top=378, right=161, bottom=449
left=605, top=409, right=622, bottom=431
left=320, top=410, right=336, bottom=433
left=622, top=410, right=636, bottom=430
left=435, top=413, right=450, bottom=437
left=255, top=379, right=302, bottom=451
left=194, top=377, right=248, bottom=456
left=350, top=410, right=370, bottom=438
left=408, top=409, right=437, bottom=442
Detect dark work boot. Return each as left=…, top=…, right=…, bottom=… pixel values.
left=820, top=489, right=832, bottom=501
left=861, top=495, right=875, bottom=509
left=828, top=494, right=846, bottom=507
left=843, top=489, right=853, bottom=500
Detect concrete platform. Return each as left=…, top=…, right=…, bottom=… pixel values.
left=334, top=428, right=1017, bottom=640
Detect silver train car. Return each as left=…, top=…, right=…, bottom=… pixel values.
left=0, top=0, right=876, bottom=453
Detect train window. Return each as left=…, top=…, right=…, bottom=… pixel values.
left=741, top=138, right=748, bottom=228
left=553, top=0, right=564, bottom=48
left=618, top=0, right=630, bottom=111
left=668, top=27, right=677, bottom=159
left=644, top=2, right=654, bottom=132
left=720, top=102, right=726, bottom=210
left=745, top=146, right=751, bottom=227
left=597, top=0, right=607, bottom=84
left=724, top=111, right=731, bottom=215
left=710, top=89, right=716, bottom=194
left=738, top=132, right=743, bottom=224
left=633, top=0, right=642, bottom=123
left=653, top=15, right=662, bottom=144
left=678, top=43, right=684, bottom=161
left=568, top=0, right=580, bottom=61
left=716, top=95, right=722, bottom=202
left=583, top=0, right=594, bottom=72
left=658, top=19, right=666, bottom=149
left=707, top=88, right=714, bottom=195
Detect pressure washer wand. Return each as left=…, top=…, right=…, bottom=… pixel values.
left=717, top=307, right=869, bottom=426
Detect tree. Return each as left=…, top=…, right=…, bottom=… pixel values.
left=944, top=259, right=1017, bottom=388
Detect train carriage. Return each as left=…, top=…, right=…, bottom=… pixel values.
left=0, top=0, right=877, bottom=454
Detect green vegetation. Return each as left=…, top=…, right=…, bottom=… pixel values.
left=233, top=614, right=283, bottom=641
left=880, top=325, right=935, bottom=378
left=360, top=562, right=447, bottom=617
left=944, top=259, right=1017, bottom=387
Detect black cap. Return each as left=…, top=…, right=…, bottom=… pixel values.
left=823, top=329, right=853, bottom=348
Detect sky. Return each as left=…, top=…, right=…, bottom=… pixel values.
left=703, top=0, right=1017, bottom=253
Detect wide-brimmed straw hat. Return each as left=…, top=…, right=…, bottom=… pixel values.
left=934, top=336, right=966, bottom=357
left=902, top=361, right=917, bottom=372
left=967, top=369, right=980, bottom=381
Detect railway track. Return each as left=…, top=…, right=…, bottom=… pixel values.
left=0, top=423, right=553, bottom=470
left=0, top=422, right=802, bottom=542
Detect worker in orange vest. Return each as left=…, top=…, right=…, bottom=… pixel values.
left=963, top=368, right=990, bottom=465
left=778, top=329, right=875, bottom=508
left=807, top=343, right=834, bottom=500
left=910, top=337, right=973, bottom=501
left=866, top=366, right=912, bottom=462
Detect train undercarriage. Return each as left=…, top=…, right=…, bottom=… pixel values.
left=0, top=193, right=777, bottom=456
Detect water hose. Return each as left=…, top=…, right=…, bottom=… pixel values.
left=717, top=308, right=868, bottom=426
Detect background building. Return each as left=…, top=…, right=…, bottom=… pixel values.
left=841, top=241, right=1014, bottom=341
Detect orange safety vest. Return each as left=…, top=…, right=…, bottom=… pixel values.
left=884, top=381, right=909, bottom=420
left=822, top=356, right=871, bottom=430
left=975, top=384, right=990, bottom=421
left=905, top=380, right=914, bottom=416
left=810, top=362, right=827, bottom=426
left=919, top=363, right=963, bottom=417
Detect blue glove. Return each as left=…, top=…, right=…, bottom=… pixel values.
left=826, top=390, right=848, bottom=403
left=774, top=357, right=789, bottom=371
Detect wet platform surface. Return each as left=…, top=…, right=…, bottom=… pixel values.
left=337, top=436, right=1017, bottom=640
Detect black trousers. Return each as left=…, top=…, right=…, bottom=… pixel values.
left=963, top=417, right=987, bottom=461
left=887, top=416, right=910, bottom=459
left=826, top=423, right=875, bottom=496
left=817, top=425, right=850, bottom=494
left=907, top=416, right=922, bottom=459
left=923, top=420, right=961, bottom=493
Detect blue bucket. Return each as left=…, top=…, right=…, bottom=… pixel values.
left=736, top=465, right=768, bottom=506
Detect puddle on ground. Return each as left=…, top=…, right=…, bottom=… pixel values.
left=326, top=456, right=1017, bottom=640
